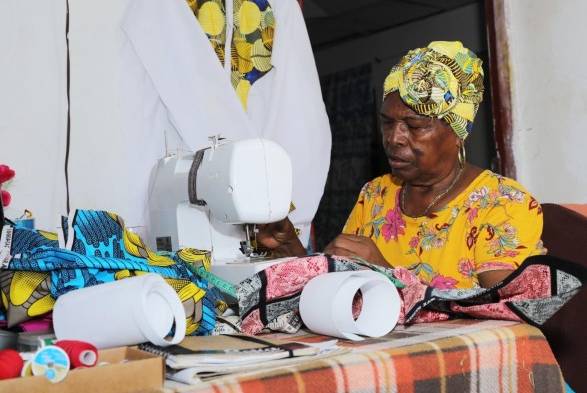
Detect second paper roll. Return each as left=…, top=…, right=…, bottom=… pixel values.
left=299, top=270, right=401, bottom=340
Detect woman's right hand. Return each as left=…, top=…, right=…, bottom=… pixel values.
left=255, top=218, right=307, bottom=257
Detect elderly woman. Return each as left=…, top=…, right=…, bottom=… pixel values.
left=259, top=41, right=544, bottom=289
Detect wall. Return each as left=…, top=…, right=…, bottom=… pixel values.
left=0, top=1, right=67, bottom=228
left=506, top=0, right=587, bottom=203
left=312, top=2, right=496, bottom=170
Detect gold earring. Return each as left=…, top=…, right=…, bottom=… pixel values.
left=458, top=144, right=466, bottom=168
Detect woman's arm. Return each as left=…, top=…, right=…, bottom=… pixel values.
left=477, top=269, right=513, bottom=288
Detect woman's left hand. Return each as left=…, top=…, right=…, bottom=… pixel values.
left=324, top=234, right=391, bottom=268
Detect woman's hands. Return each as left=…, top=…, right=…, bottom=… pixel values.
left=324, top=234, right=391, bottom=268
left=255, top=219, right=390, bottom=268
left=255, top=218, right=307, bottom=257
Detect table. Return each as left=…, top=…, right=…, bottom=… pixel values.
left=169, top=320, right=564, bottom=393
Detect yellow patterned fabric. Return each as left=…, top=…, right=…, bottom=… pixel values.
left=189, top=0, right=275, bottom=109
left=189, top=0, right=227, bottom=64
left=343, top=171, right=545, bottom=289
left=383, top=41, right=484, bottom=139
left=0, top=271, right=54, bottom=325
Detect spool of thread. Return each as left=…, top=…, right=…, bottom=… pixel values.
left=55, top=340, right=98, bottom=368
left=20, top=360, right=33, bottom=377
left=31, top=345, right=70, bottom=383
left=0, top=349, right=24, bottom=380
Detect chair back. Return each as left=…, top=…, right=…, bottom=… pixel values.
left=540, top=203, right=587, bottom=392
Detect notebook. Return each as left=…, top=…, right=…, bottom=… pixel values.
left=156, top=337, right=344, bottom=385
left=138, top=334, right=321, bottom=370
left=166, top=345, right=346, bottom=385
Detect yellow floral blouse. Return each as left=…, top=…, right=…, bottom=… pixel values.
left=343, top=170, right=545, bottom=289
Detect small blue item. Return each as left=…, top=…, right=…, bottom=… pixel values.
left=14, top=218, right=35, bottom=230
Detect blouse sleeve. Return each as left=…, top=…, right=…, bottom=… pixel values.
left=342, top=183, right=368, bottom=235
left=474, top=194, right=544, bottom=274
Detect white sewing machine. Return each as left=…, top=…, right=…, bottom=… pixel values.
left=148, top=137, right=296, bottom=284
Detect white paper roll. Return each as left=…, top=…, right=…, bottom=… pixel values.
left=299, top=271, right=401, bottom=341
left=53, top=273, right=186, bottom=348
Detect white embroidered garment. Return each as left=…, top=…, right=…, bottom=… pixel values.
left=1, top=0, right=331, bottom=247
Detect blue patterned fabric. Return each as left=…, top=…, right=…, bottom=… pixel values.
left=9, top=226, right=59, bottom=254
left=10, top=248, right=198, bottom=297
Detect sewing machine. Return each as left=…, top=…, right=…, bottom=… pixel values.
left=148, top=137, right=295, bottom=284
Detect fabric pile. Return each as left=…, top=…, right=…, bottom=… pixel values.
left=0, top=210, right=218, bottom=335
left=235, top=254, right=587, bottom=335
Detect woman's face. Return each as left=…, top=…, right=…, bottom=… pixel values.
left=380, top=92, right=460, bottom=186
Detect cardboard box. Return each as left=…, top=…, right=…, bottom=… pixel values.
left=0, top=347, right=164, bottom=393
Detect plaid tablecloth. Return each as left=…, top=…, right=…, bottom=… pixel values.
left=169, top=320, right=564, bottom=393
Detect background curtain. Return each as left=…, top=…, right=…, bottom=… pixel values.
left=313, top=63, right=386, bottom=250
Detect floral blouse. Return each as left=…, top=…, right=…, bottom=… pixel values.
left=343, top=170, right=545, bottom=289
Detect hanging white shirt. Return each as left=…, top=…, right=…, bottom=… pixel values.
left=121, top=0, right=332, bottom=245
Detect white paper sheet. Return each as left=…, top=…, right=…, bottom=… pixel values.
left=299, top=271, right=401, bottom=341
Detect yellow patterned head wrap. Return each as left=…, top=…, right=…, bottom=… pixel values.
left=383, top=41, right=484, bottom=139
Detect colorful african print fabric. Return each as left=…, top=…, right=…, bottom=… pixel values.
left=188, top=0, right=275, bottom=109
left=343, top=170, right=546, bottom=289
left=237, top=254, right=403, bottom=335
left=383, top=41, right=484, bottom=139
left=0, top=210, right=217, bottom=335
left=236, top=253, right=587, bottom=335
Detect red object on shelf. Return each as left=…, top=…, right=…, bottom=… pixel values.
left=1, top=190, right=11, bottom=207
left=0, top=165, right=15, bottom=184
left=0, top=349, right=24, bottom=380
left=0, top=164, right=15, bottom=217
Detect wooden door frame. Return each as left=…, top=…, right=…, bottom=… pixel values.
left=485, top=0, right=516, bottom=178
